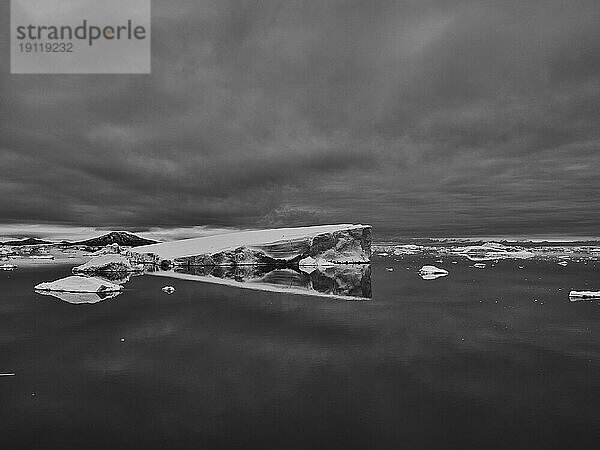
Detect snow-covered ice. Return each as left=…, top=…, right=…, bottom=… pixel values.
left=418, top=265, right=448, bottom=280
left=132, top=224, right=371, bottom=266
left=34, top=276, right=123, bottom=293
left=569, top=291, right=600, bottom=300
left=73, top=254, right=142, bottom=274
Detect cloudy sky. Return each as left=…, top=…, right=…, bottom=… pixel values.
left=1, top=0, right=599, bottom=239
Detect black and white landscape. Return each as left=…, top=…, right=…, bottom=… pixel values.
left=1, top=1, right=600, bottom=449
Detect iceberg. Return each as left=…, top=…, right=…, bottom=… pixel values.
left=418, top=265, right=448, bottom=280
left=34, top=275, right=123, bottom=293
left=569, top=291, right=600, bottom=301
left=453, top=242, right=534, bottom=261
left=130, top=224, right=372, bottom=267
left=392, top=244, right=423, bottom=255
left=73, top=254, right=143, bottom=275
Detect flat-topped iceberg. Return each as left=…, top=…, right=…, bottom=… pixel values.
left=569, top=290, right=600, bottom=301
left=34, top=275, right=123, bottom=293
left=452, top=243, right=534, bottom=261
left=130, top=224, right=371, bottom=267
left=73, top=254, right=143, bottom=274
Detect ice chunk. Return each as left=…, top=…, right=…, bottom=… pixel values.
left=162, top=286, right=176, bottom=294
left=557, top=261, right=568, bottom=266
left=569, top=290, right=600, bottom=300
left=298, top=256, right=317, bottom=266
left=298, top=256, right=318, bottom=274
left=473, top=263, right=486, bottom=269
left=418, top=265, right=448, bottom=280
left=73, top=254, right=142, bottom=274
left=34, top=275, right=123, bottom=293
left=0, top=263, right=17, bottom=271
left=392, top=245, right=423, bottom=255
left=419, top=265, right=448, bottom=274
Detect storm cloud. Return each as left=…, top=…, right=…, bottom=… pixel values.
left=1, top=0, right=599, bottom=237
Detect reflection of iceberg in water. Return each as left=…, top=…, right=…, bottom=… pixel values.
left=35, top=289, right=122, bottom=304
left=166, top=264, right=372, bottom=300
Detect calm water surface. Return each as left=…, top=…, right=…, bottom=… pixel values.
left=1, top=256, right=599, bottom=449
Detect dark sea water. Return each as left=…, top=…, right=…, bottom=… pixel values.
left=1, top=256, right=599, bottom=449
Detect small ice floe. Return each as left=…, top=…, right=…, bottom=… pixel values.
left=377, top=252, right=389, bottom=257
left=418, top=265, right=448, bottom=280
left=0, top=263, right=17, bottom=271
left=35, top=276, right=123, bottom=304
left=29, top=255, right=54, bottom=260
left=298, top=256, right=317, bottom=265
left=557, top=261, right=568, bottom=267
left=298, top=256, right=317, bottom=271
left=451, top=261, right=458, bottom=264
left=569, top=291, right=600, bottom=301
left=34, top=276, right=123, bottom=293
left=518, top=266, right=524, bottom=269
left=473, top=263, right=486, bottom=269
left=0, top=373, right=16, bottom=377
left=162, top=286, right=176, bottom=294
left=386, top=267, right=394, bottom=272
